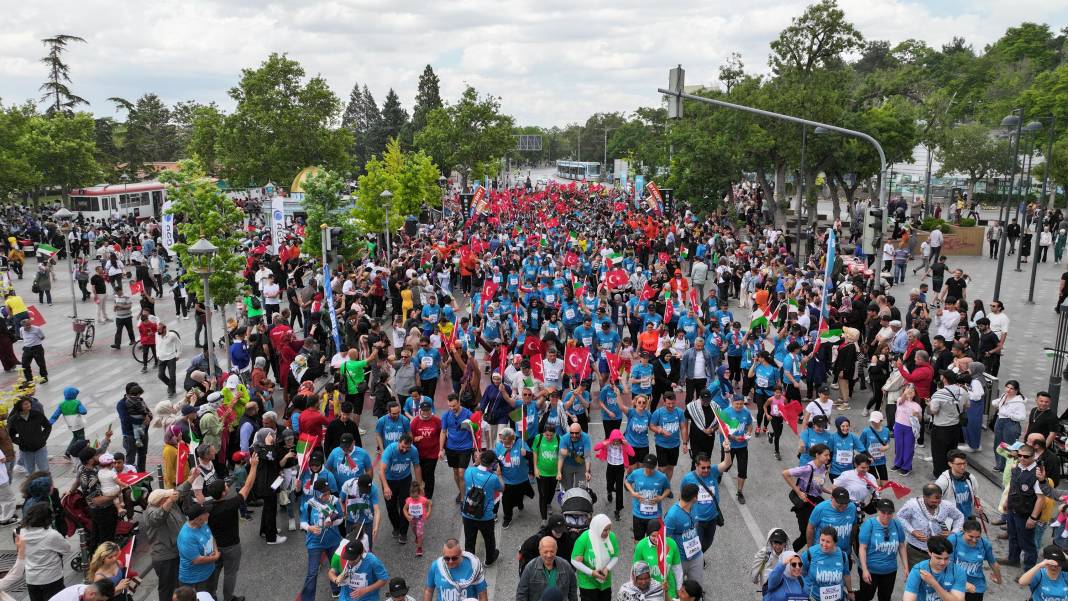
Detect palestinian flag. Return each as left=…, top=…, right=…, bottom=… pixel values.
left=463, top=411, right=483, bottom=450
left=712, top=403, right=740, bottom=443
left=748, top=309, right=769, bottom=331
left=568, top=231, right=580, bottom=246
left=509, top=404, right=526, bottom=438
left=36, top=243, right=59, bottom=257
left=296, top=432, right=320, bottom=477
left=330, top=539, right=350, bottom=574
left=605, top=252, right=623, bottom=266
left=819, top=327, right=844, bottom=342
left=680, top=247, right=689, bottom=260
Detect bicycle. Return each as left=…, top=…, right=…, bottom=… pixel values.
left=133, top=331, right=180, bottom=365
left=72, top=318, right=95, bottom=358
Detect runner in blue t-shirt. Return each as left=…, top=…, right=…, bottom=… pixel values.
left=802, top=527, right=850, bottom=601
left=902, top=536, right=967, bottom=601
left=948, top=520, right=1002, bottom=597
left=622, top=395, right=653, bottom=469
left=424, top=547, right=487, bottom=601
left=650, top=395, right=686, bottom=480
left=624, top=455, right=671, bottom=543
left=858, top=498, right=907, bottom=600
left=807, top=488, right=857, bottom=556
left=721, top=396, right=754, bottom=504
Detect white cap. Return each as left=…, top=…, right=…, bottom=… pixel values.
left=869, top=411, right=884, bottom=423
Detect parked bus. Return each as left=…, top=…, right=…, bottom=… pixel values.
left=68, top=181, right=166, bottom=222
left=555, top=160, right=602, bottom=181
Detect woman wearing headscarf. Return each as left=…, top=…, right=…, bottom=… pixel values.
left=161, top=423, right=183, bottom=489
left=253, top=427, right=288, bottom=545
left=960, top=360, right=986, bottom=452
left=144, top=487, right=184, bottom=601
left=617, top=561, right=665, bottom=601
left=762, top=550, right=808, bottom=601
left=829, top=416, right=863, bottom=481
left=19, top=472, right=61, bottom=530
left=571, top=514, right=619, bottom=601
left=833, top=327, right=861, bottom=412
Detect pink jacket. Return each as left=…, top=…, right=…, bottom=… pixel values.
left=594, top=429, right=635, bottom=467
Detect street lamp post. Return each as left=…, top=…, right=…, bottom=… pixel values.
left=993, top=109, right=1024, bottom=302
left=380, top=189, right=394, bottom=263
left=1015, top=121, right=1043, bottom=272
left=1049, top=298, right=1068, bottom=413
left=796, top=124, right=807, bottom=262
left=1028, top=115, right=1057, bottom=303
left=602, top=128, right=615, bottom=181
left=53, top=208, right=77, bottom=319
left=438, top=175, right=447, bottom=222
left=188, top=238, right=218, bottom=378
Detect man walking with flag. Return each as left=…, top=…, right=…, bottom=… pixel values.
left=715, top=395, right=754, bottom=504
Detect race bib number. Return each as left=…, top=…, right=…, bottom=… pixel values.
left=868, top=445, right=884, bottom=459
left=697, top=486, right=714, bottom=503
left=408, top=503, right=423, bottom=518
left=771, top=404, right=781, bottom=417
left=639, top=500, right=657, bottom=515
left=565, top=309, right=576, bottom=320
left=428, top=313, right=439, bottom=323
left=349, top=572, right=368, bottom=589
left=756, top=376, right=769, bottom=388
left=682, top=536, right=702, bottom=558
left=420, top=357, right=433, bottom=369
left=819, top=585, right=841, bottom=601
left=835, top=449, right=853, bottom=465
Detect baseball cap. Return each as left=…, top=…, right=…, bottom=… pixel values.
left=831, top=487, right=850, bottom=504
left=547, top=514, right=567, bottom=533
left=1045, top=545, right=1068, bottom=569
left=869, top=411, right=884, bottom=423
left=231, top=451, right=250, bottom=463
left=811, top=415, right=829, bottom=426
left=340, top=433, right=355, bottom=445
left=387, top=578, right=409, bottom=598
left=419, top=400, right=433, bottom=410
left=875, top=498, right=895, bottom=513
left=642, top=454, right=658, bottom=468
left=768, top=529, right=789, bottom=544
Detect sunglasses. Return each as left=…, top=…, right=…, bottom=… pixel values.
left=788, top=561, right=802, bottom=567
left=443, top=555, right=462, bottom=562
left=1019, top=454, right=1034, bottom=459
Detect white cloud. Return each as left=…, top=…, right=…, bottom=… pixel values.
left=0, top=0, right=1064, bottom=125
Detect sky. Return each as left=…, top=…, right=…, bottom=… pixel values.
left=1, top=0, right=1066, bottom=127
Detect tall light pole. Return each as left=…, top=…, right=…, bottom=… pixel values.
left=993, top=109, right=1024, bottom=302
left=53, top=208, right=78, bottom=319
left=1015, top=121, right=1043, bottom=272
left=188, top=238, right=218, bottom=378
left=796, top=124, right=807, bottom=262
left=380, top=189, right=393, bottom=263
left=602, top=128, right=615, bottom=180
left=1029, top=115, right=1057, bottom=303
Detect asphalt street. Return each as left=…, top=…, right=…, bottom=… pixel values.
left=0, top=226, right=1063, bottom=600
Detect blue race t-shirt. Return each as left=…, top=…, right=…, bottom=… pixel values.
left=327, top=446, right=373, bottom=486
left=948, top=478, right=975, bottom=519
left=624, top=408, right=652, bottom=448
left=425, top=556, right=487, bottom=601
left=375, top=415, right=411, bottom=447
left=858, top=517, right=905, bottom=575
left=177, top=523, right=215, bottom=584
left=441, top=408, right=474, bottom=451
left=461, top=466, right=502, bottom=521
left=802, top=545, right=847, bottom=601
left=904, top=560, right=967, bottom=601
left=414, top=348, right=440, bottom=379
left=1029, top=568, right=1068, bottom=601
left=858, top=426, right=889, bottom=466
left=494, top=440, right=530, bottom=485
left=380, top=442, right=420, bottom=480
left=664, top=503, right=702, bottom=560
left=561, top=432, right=591, bottom=468
left=829, top=433, right=862, bottom=475
left=339, top=551, right=389, bottom=601
left=808, top=500, right=857, bottom=555
left=681, top=467, right=722, bottom=523
left=599, top=387, right=622, bottom=421
left=799, top=428, right=833, bottom=465
left=651, top=406, right=685, bottom=448
left=625, top=468, right=670, bottom=518
left=722, top=405, right=753, bottom=449
left=948, top=532, right=996, bottom=593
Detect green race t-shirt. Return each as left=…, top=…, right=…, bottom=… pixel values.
left=571, top=529, right=619, bottom=590
left=341, top=359, right=369, bottom=394
left=533, top=435, right=560, bottom=477
left=633, top=536, right=681, bottom=599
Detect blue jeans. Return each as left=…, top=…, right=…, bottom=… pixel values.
left=1007, top=512, right=1038, bottom=569
left=993, top=418, right=1021, bottom=471
left=16, top=447, right=48, bottom=474
left=301, top=547, right=339, bottom=601
left=894, top=263, right=906, bottom=284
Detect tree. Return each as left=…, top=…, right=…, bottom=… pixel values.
left=0, top=102, right=40, bottom=200
left=117, top=93, right=179, bottom=163
left=216, top=53, right=352, bottom=187
left=414, top=86, right=515, bottom=186
left=300, top=168, right=359, bottom=257
left=24, top=112, right=100, bottom=199
left=935, top=124, right=1015, bottom=198
left=161, top=159, right=246, bottom=306
left=411, top=65, right=442, bottom=133
left=768, top=0, right=863, bottom=75
left=38, top=34, right=88, bottom=116
left=718, top=52, right=746, bottom=93
left=341, top=82, right=382, bottom=175
left=379, top=89, right=410, bottom=149
left=356, top=138, right=442, bottom=233
left=608, top=107, right=668, bottom=179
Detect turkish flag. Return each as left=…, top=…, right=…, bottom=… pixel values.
left=529, top=353, right=545, bottom=381
left=129, top=280, right=144, bottom=295
left=481, top=280, right=499, bottom=312
left=780, top=400, right=804, bottom=435
left=546, top=217, right=559, bottom=228
left=640, top=283, right=657, bottom=301
left=605, top=269, right=629, bottom=289
left=878, top=481, right=913, bottom=499
left=176, top=441, right=190, bottom=483
left=26, top=306, right=45, bottom=326
left=604, top=352, right=622, bottom=382
left=663, top=299, right=674, bottom=323
left=564, top=346, right=591, bottom=378
left=564, top=252, right=579, bottom=268
left=522, top=336, right=544, bottom=358
left=116, top=472, right=151, bottom=487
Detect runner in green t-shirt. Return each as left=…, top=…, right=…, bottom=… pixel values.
left=533, top=430, right=560, bottom=477
left=571, top=514, right=619, bottom=593
left=632, top=523, right=682, bottom=599
left=243, top=290, right=265, bottom=322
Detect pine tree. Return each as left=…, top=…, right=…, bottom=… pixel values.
left=379, top=88, right=409, bottom=149
left=39, top=34, right=88, bottom=116
left=411, top=64, right=442, bottom=133
left=348, top=85, right=383, bottom=172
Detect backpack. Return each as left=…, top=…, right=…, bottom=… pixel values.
left=463, top=471, right=491, bottom=518
left=249, top=295, right=262, bottom=311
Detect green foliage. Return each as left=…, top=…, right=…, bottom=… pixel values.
left=38, top=34, right=88, bottom=116
left=411, top=65, right=442, bottom=134
left=379, top=89, right=410, bottom=149
left=919, top=218, right=952, bottom=233
left=341, top=83, right=381, bottom=176
left=160, top=159, right=246, bottom=304
left=186, top=104, right=225, bottom=174
left=23, top=112, right=100, bottom=195
left=0, top=102, right=41, bottom=199
left=768, top=0, right=863, bottom=75
left=300, top=168, right=359, bottom=258
left=217, top=53, right=352, bottom=187
left=414, top=86, right=515, bottom=184
left=934, top=123, right=1014, bottom=194
left=958, top=217, right=977, bottom=227
left=355, top=138, right=442, bottom=233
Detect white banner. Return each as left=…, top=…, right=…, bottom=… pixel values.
left=161, top=201, right=175, bottom=250
left=270, top=196, right=285, bottom=255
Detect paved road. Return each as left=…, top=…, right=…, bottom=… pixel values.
left=0, top=234, right=1063, bottom=600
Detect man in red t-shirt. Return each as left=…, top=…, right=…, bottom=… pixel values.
left=409, top=400, right=443, bottom=499
left=298, top=400, right=330, bottom=440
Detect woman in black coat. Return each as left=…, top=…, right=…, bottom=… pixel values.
left=252, top=427, right=291, bottom=544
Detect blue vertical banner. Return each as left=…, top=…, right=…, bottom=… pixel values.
left=634, top=175, right=645, bottom=208
left=323, top=264, right=342, bottom=353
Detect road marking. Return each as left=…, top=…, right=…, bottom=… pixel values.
left=719, top=475, right=766, bottom=548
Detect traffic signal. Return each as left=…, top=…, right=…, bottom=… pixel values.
left=667, top=65, right=685, bottom=119
left=328, top=227, right=343, bottom=252
left=862, top=208, right=883, bottom=257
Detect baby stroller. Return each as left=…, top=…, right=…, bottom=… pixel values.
left=60, top=490, right=138, bottom=572
left=559, top=485, right=595, bottom=536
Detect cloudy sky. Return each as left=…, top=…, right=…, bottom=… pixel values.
left=1, top=0, right=1065, bottom=127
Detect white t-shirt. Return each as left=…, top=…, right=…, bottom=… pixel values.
left=263, top=282, right=281, bottom=305
left=988, top=312, right=1010, bottom=338
left=930, top=229, right=944, bottom=247
left=805, top=399, right=833, bottom=420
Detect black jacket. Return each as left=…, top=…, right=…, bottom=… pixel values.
left=7, top=410, right=51, bottom=452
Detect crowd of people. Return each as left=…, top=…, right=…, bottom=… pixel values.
left=0, top=179, right=1064, bottom=601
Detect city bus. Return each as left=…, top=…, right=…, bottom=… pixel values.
left=555, top=160, right=602, bottom=181
left=68, top=181, right=167, bottom=222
